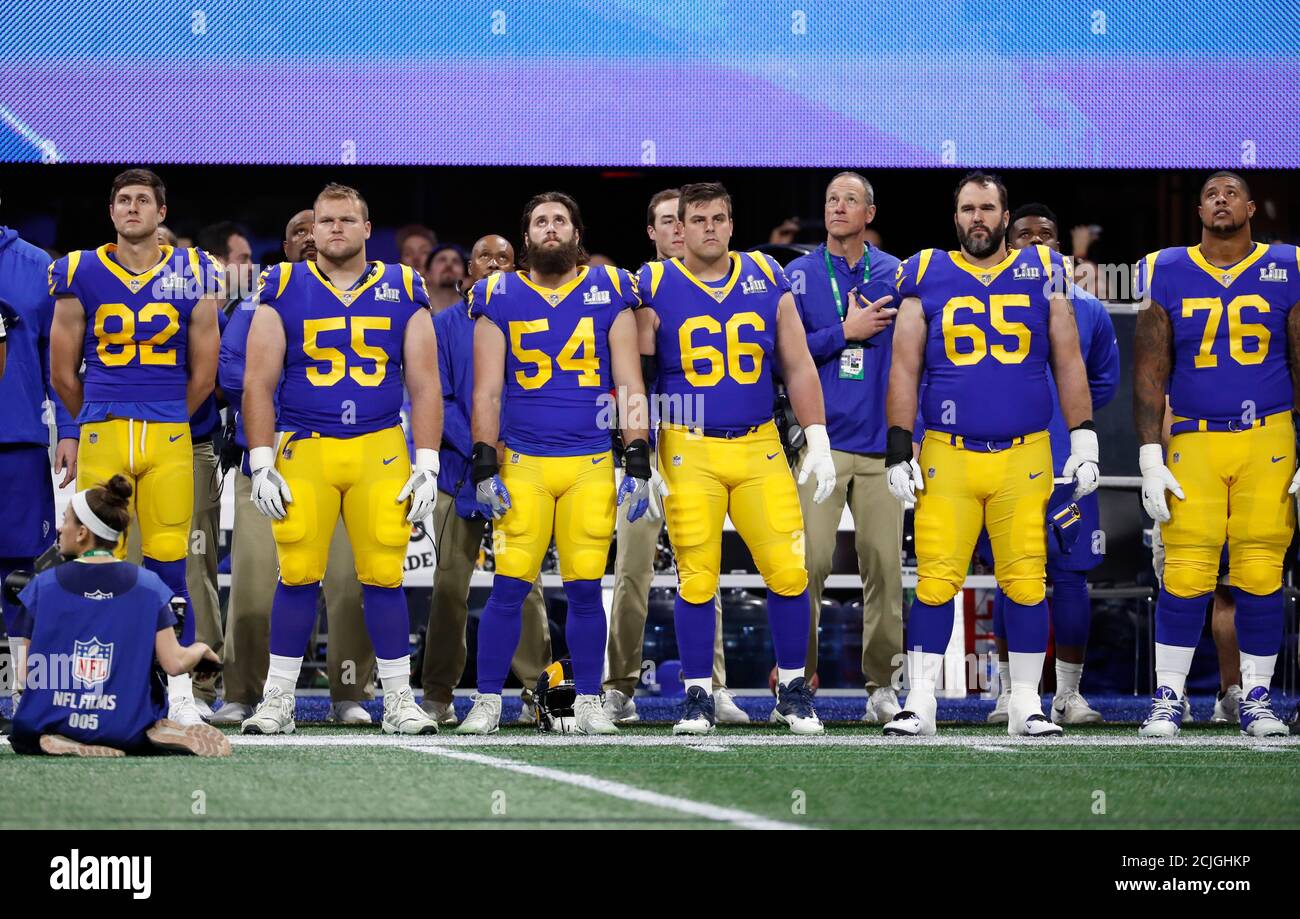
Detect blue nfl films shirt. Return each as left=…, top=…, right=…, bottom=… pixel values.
left=13, top=562, right=175, bottom=750
left=785, top=242, right=901, bottom=454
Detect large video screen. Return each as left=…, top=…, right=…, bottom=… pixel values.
left=2, top=1, right=1297, bottom=167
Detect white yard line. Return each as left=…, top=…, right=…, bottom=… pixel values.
left=406, top=744, right=804, bottom=830
left=218, top=733, right=1300, bottom=749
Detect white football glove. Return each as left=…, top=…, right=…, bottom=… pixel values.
left=248, top=446, right=293, bottom=521
left=1138, top=442, right=1183, bottom=523
left=397, top=448, right=440, bottom=524
left=796, top=424, right=836, bottom=504
left=1288, top=464, right=1300, bottom=497
left=617, top=465, right=670, bottom=523
left=1061, top=426, right=1101, bottom=499
left=887, top=458, right=924, bottom=507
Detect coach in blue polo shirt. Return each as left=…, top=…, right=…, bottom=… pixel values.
left=785, top=172, right=904, bottom=724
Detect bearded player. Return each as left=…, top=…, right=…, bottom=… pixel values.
left=1134, top=171, right=1298, bottom=738
left=48, top=168, right=222, bottom=727
left=636, top=182, right=836, bottom=736
left=884, top=171, right=1099, bottom=738
left=456, top=191, right=650, bottom=736
left=240, top=183, right=442, bottom=735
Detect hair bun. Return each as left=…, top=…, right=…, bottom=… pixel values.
left=103, top=474, right=134, bottom=508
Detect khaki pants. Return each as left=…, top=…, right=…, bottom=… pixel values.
left=605, top=458, right=727, bottom=696
left=222, top=468, right=375, bottom=704
left=126, top=439, right=224, bottom=702
left=796, top=448, right=903, bottom=690
left=421, top=489, right=551, bottom=704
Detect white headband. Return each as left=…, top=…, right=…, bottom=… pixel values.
left=71, top=490, right=122, bottom=542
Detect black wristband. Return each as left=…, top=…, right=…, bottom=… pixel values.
left=624, top=439, right=652, bottom=480
left=885, top=426, right=914, bottom=467
left=470, top=442, right=499, bottom=484
left=640, top=354, right=658, bottom=387
left=1071, top=420, right=1095, bottom=432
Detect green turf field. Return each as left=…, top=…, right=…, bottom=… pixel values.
left=3, top=725, right=1297, bottom=830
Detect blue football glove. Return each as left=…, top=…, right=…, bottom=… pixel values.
left=476, top=474, right=512, bottom=520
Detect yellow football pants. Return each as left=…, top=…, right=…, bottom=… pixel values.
left=494, top=447, right=617, bottom=583
left=1162, top=411, right=1296, bottom=598
left=658, top=421, right=808, bottom=604
left=271, top=425, right=412, bottom=588
left=77, top=418, right=193, bottom=562
left=914, top=430, right=1053, bottom=607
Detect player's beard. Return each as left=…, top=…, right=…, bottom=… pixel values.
left=1203, top=215, right=1247, bottom=238
left=528, top=237, right=580, bottom=275
left=960, top=222, right=1005, bottom=259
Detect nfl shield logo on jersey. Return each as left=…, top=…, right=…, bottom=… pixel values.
left=73, top=637, right=113, bottom=689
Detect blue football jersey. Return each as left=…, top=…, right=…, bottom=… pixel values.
left=469, top=264, right=638, bottom=456
left=639, top=251, right=789, bottom=433
left=259, top=260, right=429, bottom=437
left=896, top=245, right=1066, bottom=441
left=48, top=245, right=221, bottom=404
left=14, top=561, right=174, bottom=750
left=1139, top=243, right=1300, bottom=423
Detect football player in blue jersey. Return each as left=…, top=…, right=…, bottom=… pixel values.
left=240, top=183, right=443, bottom=735
left=980, top=203, right=1120, bottom=726
left=636, top=182, right=836, bottom=736
left=457, top=192, right=650, bottom=735
left=1134, top=171, right=1298, bottom=738
left=885, top=172, right=1099, bottom=737
left=48, top=168, right=223, bottom=728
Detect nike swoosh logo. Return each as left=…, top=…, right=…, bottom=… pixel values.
left=592, top=456, right=607, bottom=464
left=766, top=452, right=780, bottom=460
left=1272, top=455, right=1286, bottom=463
left=169, top=434, right=184, bottom=442
left=382, top=456, right=398, bottom=465
left=1029, top=471, right=1044, bottom=479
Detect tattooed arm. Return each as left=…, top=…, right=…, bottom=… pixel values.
left=1133, top=301, right=1172, bottom=446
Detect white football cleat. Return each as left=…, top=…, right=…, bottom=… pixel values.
left=574, top=694, right=618, bottom=735
left=456, top=693, right=502, bottom=734
left=861, top=686, right=902, bottom=723
left=191, top=697, right=215, bottom=720
left=516, top=698, right=538, bottom=725
left=420, top=698, right=459, bottom=726
left=1239, top=687, right=1288, bottom=738
left=1212, top=685, right=1242, bottom=724
left=883, top=692, right=936, bottom=736
left=1051, top=689, right=1103, bottom=725
left=713, top=688, right=750, bottom=724
left=330, top=700, right=373, bottom=724
left=986, top=688, right=1010, bottom=724
left=240, top=687, right=297, bottom=735
left=208, top=701, right=253, bottom=724
left=1009, top=691, right=1063, bottom=737
left=383, top=687, right=439, bottom=735
left=168, top=696, right=205, bottom=728
left=1139, top=686, right=1184, bottom=737
left=602, top=688, right=639, bottom=723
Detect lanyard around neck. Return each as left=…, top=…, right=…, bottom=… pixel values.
left=824, top=243, right=871, bottom=320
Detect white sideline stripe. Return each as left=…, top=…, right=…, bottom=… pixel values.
left=221, top=734, right=1300, bottom=749
left=406, top=744, right=804, bottom=830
